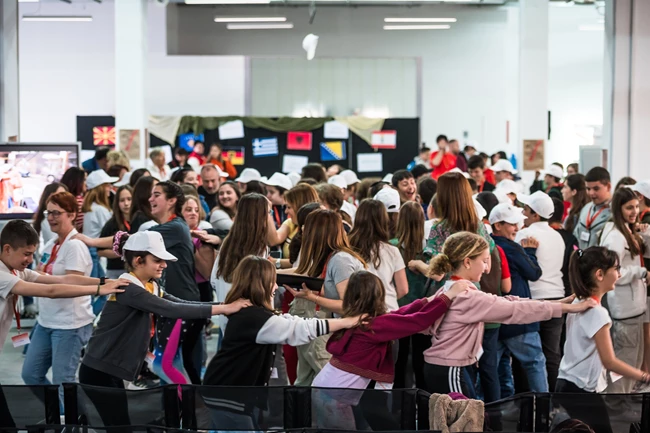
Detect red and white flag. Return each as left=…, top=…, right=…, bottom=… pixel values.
left=371, top=130, right=397, bottom=149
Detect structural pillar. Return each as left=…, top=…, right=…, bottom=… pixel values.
left=115, top=0, right=148, bottom=165
left=517, top=0, right=549, bottom=180
left=604, top=0, right=650, bottom=182
left=0, top=0, right=20, bottom=142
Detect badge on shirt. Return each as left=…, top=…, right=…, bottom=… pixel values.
left=270, top=367, right=279, bottom=379
left=12, top=333, right=30, bottom=348
left=580, top=231, right=591, bottom=243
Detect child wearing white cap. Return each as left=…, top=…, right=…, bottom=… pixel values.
left=83, top=170, right=119, bottom=284
left=263, top=173, right=293, bottom=229
left=234, top=168, right=263, bottom=194
left=79, top=231, right=251, bottom=426
left=515, top=191, right=566, bottom=391
left=489, top=203, right=549, bottom=396
left=530, top=164, right=564, bottom=202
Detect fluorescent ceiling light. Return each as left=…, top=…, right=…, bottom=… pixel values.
left=186, top=0, right=270, bottom=4
left=579, top=25, right=604, bottom=31
left=22, top=16, right=92, bottom=22
left=215, top=17, right=287, bottom=22
left=18, top=0, right=39, bottom=3
left=383, top=25, right=451, bottom=30
left=384, top=18, right=457, bottom=23
left=227, top=23, right=294, bottom=30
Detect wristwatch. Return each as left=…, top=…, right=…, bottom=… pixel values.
left=275, top=260, right=282, bottom=270
left=99, top=276, right=106, bottom=286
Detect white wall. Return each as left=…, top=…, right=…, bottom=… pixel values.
left=18, top=0, right=246, bottom=143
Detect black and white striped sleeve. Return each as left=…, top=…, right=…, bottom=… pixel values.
left=255, top=314, right=330, bottom=346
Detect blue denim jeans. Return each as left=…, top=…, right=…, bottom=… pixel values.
left=497, top=331, right=549, bottom=398
left=476, top=327, right=501, bottom=403
left=21, top=323, right=93, bottom=386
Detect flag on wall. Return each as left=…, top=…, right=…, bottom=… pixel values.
left=222, top=146, right=245, bottom=165
left=320, top=141, right=346, bottom=161
left=93, top=127, right=116, bottom=146
left=287, top=132, right=313, bottom=151
left=371, top=130, right=397, bottom=149
left=252, top=137, right=279, bottom=157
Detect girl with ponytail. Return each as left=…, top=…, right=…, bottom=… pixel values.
left=555, top=247, right=650, bottom=433
left=79, top=230, right=250, bottom=427
left=422, top=232, right=596, bottom=397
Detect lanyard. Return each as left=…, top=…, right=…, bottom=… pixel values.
left=478, top=181, right=485, bottom=193
left=167, top=214, right=177, bottom=222
left=640, top=209, right=650, bottom=223
left=11, top=270, right=20, bottom=331
left=586, top=205, right=608, bottom=230
left=124, top=220, right=131, bottom=232
left=273, top=206, right=281, bottom=228
left=450, top=275, right=464, bottom=281
left=43, top=242, right=62, bottom=275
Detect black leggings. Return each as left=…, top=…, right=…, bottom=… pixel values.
left=79, top=364, right=131, bottom=428
left=554, top=379, right=613, bottom=433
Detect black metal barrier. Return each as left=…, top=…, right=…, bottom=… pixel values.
left=2, top=384, right=650, bottom=432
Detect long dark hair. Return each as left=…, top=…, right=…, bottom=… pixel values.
left=224, top=256, right=276, bottom=311
left=34, top=182, right=68, bottom=235
left=289, top=202, right=322, bottom=264
left=111, top=185, right=133, bottom=232
left=60, top=167, right=86, bottom=197
left=349, top=199, right=391, bottom=268
left=611, top=187, right=645, bottom=258
left=130, top=176, right=156, bottom=221
left=331, top=271, right=385, bottom=340
left=395, top=201, right=424, bottom=263
left=156, top=181, right=185, bottom=217
left=437, top=172, right=478, bottom=233
left=565, top=174, right=589, bottom=233
left=216, top=193, right=269, bottom=283
left=569, top=247, right=619, bottom=299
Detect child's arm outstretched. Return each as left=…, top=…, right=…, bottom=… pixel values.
left=594, top=324, right=650, bottom=384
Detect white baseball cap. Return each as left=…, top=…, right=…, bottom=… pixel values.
left=328, top=175, right=347, bottom=190
left=302, top=34, right=319, bottom=60
left=287, top=172, right=301, bottom=187
left=263, top=172, right=293, bottom=191
left=543, top=165, right=564, bottom=180
left=449, top=167, right=470, bottom=179
left=114, top=171, right=132, bottom=187
left=373, top=187, right=400, bottom=213
left=492, top=159, right=517, bottom=174
left=124, top=231, right=177, bottom=262
left=235, top=168, right=262, bottom=184
left=382, top=173, right=393, bottom=184
left=630, top=180, right=650, bottom=199
left=474, top=198, right=487, bottom=220
left=517, top=191, right=554, bottom=219
left=495, top=179, right=519, bottom=196
left=340, top=170, right=360, bottom=186
left=86, top=169, right=119, bottom=190
left=488, top=203, right=527, bottom=225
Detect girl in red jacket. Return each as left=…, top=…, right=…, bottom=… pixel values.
left=310, top=270, right=470, bottom=429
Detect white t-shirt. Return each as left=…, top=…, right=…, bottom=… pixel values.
left=515, top=222, right=565, bottom=299
left=82, top=203, right=113, bottom=239
left=38, top=229, right=94, bottom=329
left=558, top=301, right=611, bottom=392
left=0, top=260, right=39, bottom=354
left=367, top=243, right=406, bottom=312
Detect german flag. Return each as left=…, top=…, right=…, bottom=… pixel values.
left=222, top=147, right=245, bottom=165
left=93, top=126, right=116, bottom=146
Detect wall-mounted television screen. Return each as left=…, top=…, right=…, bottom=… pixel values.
left=0, top=143, right=80, bottom=220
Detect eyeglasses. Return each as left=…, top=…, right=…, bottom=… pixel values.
left=44, top=210, right=65, bottom=219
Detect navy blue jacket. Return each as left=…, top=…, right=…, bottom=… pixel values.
left=492, top=234, right=543, bottom=340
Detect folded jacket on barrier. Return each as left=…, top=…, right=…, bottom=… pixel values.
left=429, top=393, right=484, bottom=433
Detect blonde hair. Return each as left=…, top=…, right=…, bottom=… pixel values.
left=82, top=185, right=111, bottom=212
left=428, top=232, right=488, bottom=276
left=224, top=256, right=276, bottom=311
left=107, top=150, right=131, bottom=172
left=184, top=195, right=206, bottom=221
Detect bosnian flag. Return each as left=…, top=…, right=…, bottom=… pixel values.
left=371, top=130, right=397, bottom=149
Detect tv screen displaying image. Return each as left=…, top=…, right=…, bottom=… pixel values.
left=0, top=143, right=79, bottom=220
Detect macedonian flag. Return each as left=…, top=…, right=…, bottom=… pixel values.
left=93, top=126, right=116, bottom=146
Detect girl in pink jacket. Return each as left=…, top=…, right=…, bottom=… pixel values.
left=424, top=231, right=596, bottom=398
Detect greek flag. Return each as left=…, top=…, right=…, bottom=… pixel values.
left=252, top=137, right=279, bottom=157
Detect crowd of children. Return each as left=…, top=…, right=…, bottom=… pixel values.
left=1, top=138, right=650, bottom=433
